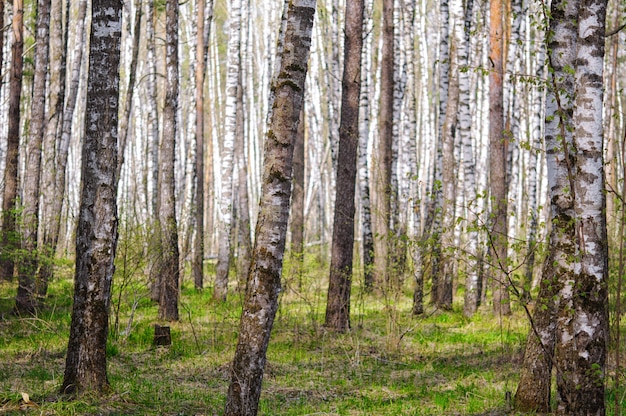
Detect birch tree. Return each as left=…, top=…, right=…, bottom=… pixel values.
left=15, top=0, right=51, bottom=314
left=38, top=0, right=66, bottom=295
left=515, top=0, right=609, bottom=411
left=60, top=0, right=121, bottom=393
left=325, top=0, right=364, bottom=332
left=214, top=0, right=242, bottom=301
left=156, top=0, right=181, bottom=321
left=224, top=1, right=316, bottom=413
left=40, top=0, right=88, bottom=291
left=556, top=0, right=608, bottom=411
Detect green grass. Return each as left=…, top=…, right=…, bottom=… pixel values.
left=0, top=255, right=619, bottom=415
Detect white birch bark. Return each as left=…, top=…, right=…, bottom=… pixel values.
left=214, top=0, right=242, bottom=301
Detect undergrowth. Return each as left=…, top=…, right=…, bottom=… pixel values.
left=0, top=251, right=619, bottom=415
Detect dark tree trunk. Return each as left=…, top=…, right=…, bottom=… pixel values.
left=60, top=0, right=121, bottom=394
left=224, top=1, right=317, bottom=413
left=193, top=0, right=209, bottom=290
left=324, top=0, right=364, bottom=332
left=0, top=0, right=24, bottom=282
left=15, top=0, right=52, bottom=314
left=488, top=0, right=510, bottom=316
left=290, top=107, right=305, bottom=283
left=157, top=0, right=181, bottom=321
left=372, top=0, right=395, bottom=288
left=235, top=81, right=252, bottom=291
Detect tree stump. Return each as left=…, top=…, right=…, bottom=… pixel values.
left=153, top=324, right=171, bottom=346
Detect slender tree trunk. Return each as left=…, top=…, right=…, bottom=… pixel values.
left=39, top=0, right=65, bottom=296
left=289, top=106, right=305, bottom=283
left=234, top=81, right=251, bottom=291
left=439, top=7, right=460, bottom=309
left=157, top=0, right=180, bottom=321
left=0, top=0, right=24, bottom=282
left=358, top=0, right=374, bottom=290
left=224, top=1, right=316, bottom=413
left=372, top=0, right=394, bottom=288
left=116, top=0, right=141, bottom=182
left=40, top=0, right=88, bottom=290
left=193, top=0, right=207, bottom=290
left=60, top=0, right=121, bottom=394
left=214, top=0, right=242, bottom=301
left=489, top=0, right=510, bottom=316
left=325, top=0, right=364, bottom=332
left=15, top=0, right=51, bottom=314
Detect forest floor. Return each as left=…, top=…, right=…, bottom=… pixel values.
left=0, top=253, right=623, bottom=415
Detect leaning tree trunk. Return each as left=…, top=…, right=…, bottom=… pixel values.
left=324, top=0, right=364, bottom=332
left=0, top=0, right=24, bottom=282
left=15, top=0, right=52, bottom=314
left=60, top=0, right=121, bottom=394
left=157, top=0, right=181, bottom=322
left=214, top=0, right=242, bottom=301
left=555, top=0, right=609, bottom=412
left=224, top=1, right=316, bottom=414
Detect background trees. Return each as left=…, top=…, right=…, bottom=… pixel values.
left=0, top=0, right=623, bottom=410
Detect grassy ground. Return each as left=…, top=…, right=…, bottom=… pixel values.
left=0, top=254, right=617, bottom=415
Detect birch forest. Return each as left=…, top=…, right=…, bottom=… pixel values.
left=0, top=0, right=625, bottom=413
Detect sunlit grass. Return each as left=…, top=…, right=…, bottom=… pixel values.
left=0, top=251, right=622, bottom=415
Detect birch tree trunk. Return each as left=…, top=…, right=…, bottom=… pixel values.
left=115, top=0, right=141, bottom=182
left=157, top=0, right=180, bottom=321
left=224, top=1, right=316, bottom=413
left=325, top=0, right=363, bottom=332
left=358, top=0, right=374, bottom=290
left=556, top=1, right=608, bottom=411
left=457, top=0, right=479, bottom=316
left=60, top=0, right=121, bottom=393
left=15, top=0, right=51, bottom=314
left=214, top=0, right=242, bottom=301
left=40, top=0, right=88, bottom=290
left=0, top=0, right=24, bottom=282
left=39, top=0, right=65, bottom=296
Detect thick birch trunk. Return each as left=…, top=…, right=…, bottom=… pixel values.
left=60, top=0, right=121, bottom=394
left=556, top=1, right=608, bottom=412
left=224, top=1, right=316, bottom=413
